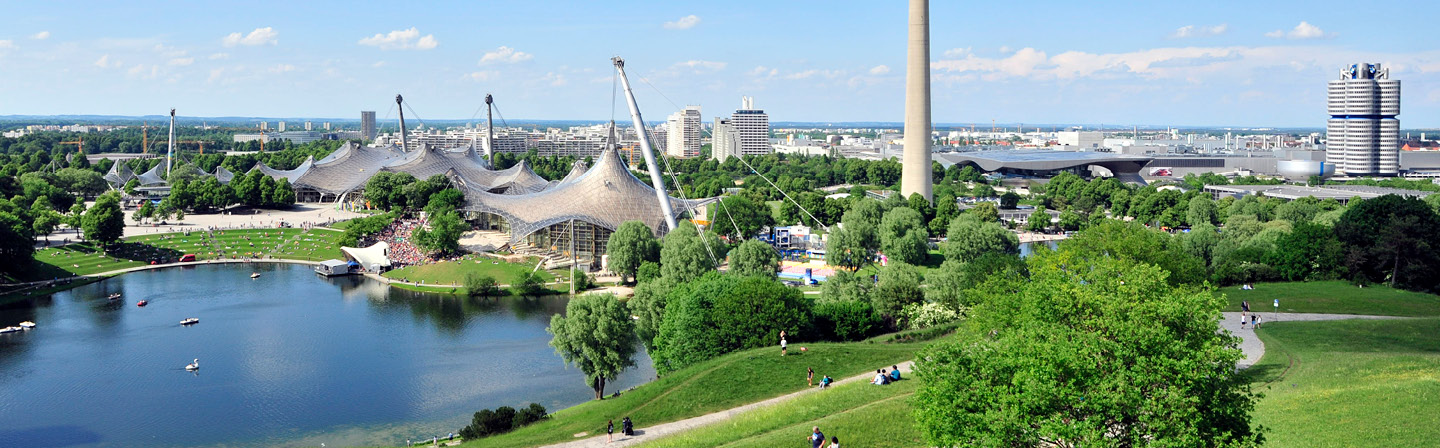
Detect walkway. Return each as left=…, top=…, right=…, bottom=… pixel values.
left=537, top=361, right=914, bottom=448
left=1220, top=312, right=1403, bottom=369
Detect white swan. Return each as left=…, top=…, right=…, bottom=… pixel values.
left=185, top=359, right=199, bottom=371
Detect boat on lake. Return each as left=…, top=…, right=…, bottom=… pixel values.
left=19, top=321, right=36, bottom=330
left=180, top=318, right=199, bottom=325
left=250, top=272, right=261, bottom=279
left=136, top=300, right=148, bottom=307
left=107, top=293, right=122, bottom=300
left=0, top=326, right=21, bottom=334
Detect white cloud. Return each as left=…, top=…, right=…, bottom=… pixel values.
left=542, top=72, right=567, bottom=86
left=1268, top=21, right=1331, bottom=39
left=127, top=64, right=159, bottom=80
left=30, top=31, right=50, bottom=40
left=357, top=27, right=438, bottom=50
left=784, top=69, right=845, bottom=80
left=168, top=57, right=194, bottom=66
left=943, top=47, right=972, bottom=58
left=671, top=60, right=727, bottom=73
left=269, top=63, right=296, bottom=73
left=935, top=45, right=1258, bottom=81
left=663, top=15, right=700, bottom=30
left=372, top=61, right=387, bottom=68
left=1171, top=23, right=1228, bottom=38
left=750, top=66, right=778, bottom=77
left=222, top=27, right=278, bottom=47
left=479, top=46, right=532, bottom=64
left=209, top=53, right=229, bottom=60
left=0, top=40, right=17, bottom=51
left=869, top=65, right=891, bottom=75
left=94, top=55, right=114, bottom=68
left=462, top=70, right=498, bottom=82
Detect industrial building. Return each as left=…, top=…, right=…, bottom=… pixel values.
left=936, top=150, right=1154, bottom=184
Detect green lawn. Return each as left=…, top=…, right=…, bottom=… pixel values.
left=1217, top=280, right=1440, bottom=317
left=1245, top=318, right=1440, bottom=447
left=456, top=339, right=936, bottom=447
left=856, top=249, right=945, bottom=278
left=383, top=256, right=556, bottom=286
left=18, top=228, right=347, bottom=282
left=637, top=375, right=925, bottom=448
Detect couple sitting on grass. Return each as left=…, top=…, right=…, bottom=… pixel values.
left=870, top=365, right=901, bottom=385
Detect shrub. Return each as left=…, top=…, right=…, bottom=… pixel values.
left=465, top=273, right=500, bottom=297
left=516, top=270, right=547, bottom=296
left=652, top=273, right=811, bottom=374
left=459, top=403, right=548, bottom=440
left=636, top=261, right=661, bottom=283
left=813, top=300, right=880, bottom=341
left=512, top=403, right=548, bottom=427
left=902, top=302, right=962, bottom=330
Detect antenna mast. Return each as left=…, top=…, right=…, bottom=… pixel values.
left=485, top=94, right=495, bottom=166
left=167, top=108, right=175, bottom=177
left=612, top=57, right=678, bottom=232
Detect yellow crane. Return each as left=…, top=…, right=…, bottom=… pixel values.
left=59, top=137, right=84, bottom=153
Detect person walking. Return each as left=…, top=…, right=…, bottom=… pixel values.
left=809, top=426, right=826, bottom=448
left=808, top=367, right=815, bottom=386
left=780, top=330, right=788, bottom=356
left=607, top=419, right=614, bottom=443
left=827, top=435, right=841, bottom=448
left=1242, top=300, right=1251, bottom=314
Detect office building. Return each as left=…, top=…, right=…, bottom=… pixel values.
left=323, top=122, right=332, bottom=131
left=361, top=111, right=377, bottom=140
left=278, top=121, right=287, bottom=132
left=304, top=121, right=313, bottom=131
left=712, top=117, right=741, bottom=162
left=1327, top=63, right=1400, bottom=176
left=259, top=121, right=268, bottom=131
left=731, top=96, right=770, bottom=156
left=666, top=106, right=702, bottom=157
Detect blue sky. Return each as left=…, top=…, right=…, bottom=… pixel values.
left=1, top=0, right=1438, bottom=128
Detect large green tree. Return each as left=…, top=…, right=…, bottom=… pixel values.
left=413, top=209, right=464, bottom=255
left=605, top=221, right=660, bottom=284
left=659, top=221, right=723, bottom=283
left=1267, top=221, right=1344, bottom=281
left=879, top=206, right=929, bottom=266
left=653, top=273, right=810, bottom=374
left=547, top=294, right=638, bottom=399
left=709, top=195, right=775, bottom=240
left=1334, top=194, right=1440, bottom=291
left=83, top=191, right=125, bottom=246
left=629, top=276, right=677, bottom=353
left=728, top=239, right=780, bottom=278
left=913, top=250, right=1262, bottom=448
left=1061, top=219, right=1207, bottom=285
left=944, top=214, right=1018, bottom=264
left=0, top=198, right=35, bottom=262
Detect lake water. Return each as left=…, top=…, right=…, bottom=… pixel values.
left=0, top=263, right=654, bottom=447
left=1018, top=240, right=1060, bottom=257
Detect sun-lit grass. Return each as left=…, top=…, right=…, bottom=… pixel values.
left=637, top=375, right=925, bottom=448
left=383, top=256, right=555, bottom=286
left=1244, top=318, right=1440, bottom=447
left=455, top=339, right=936, bottom=448
left=1217, top=280, right=1440, bottom=317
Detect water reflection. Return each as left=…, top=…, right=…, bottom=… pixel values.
left=0, top=263, right=654, bottom=447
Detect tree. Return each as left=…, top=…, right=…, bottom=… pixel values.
left=659, top=221, right=721, bottom=283
left=968, top=201, right=999, bottom=223
left=464, top=274, right=500, bottom=297
left=66, top=202, right=86, bottom=232
left=879, top=206, right=929, bottom=266
left=54, top=167, right=106, bottom=197
left=924, top=253, right=1026, bottom=312
left=1187, top=195, right=1219, bottom=227
left=83, top=191, right=125, bottom=247
left=871, top=262, right=923, bottom=323
left=0, top=198, right=35, bottom=262
left=729, top=239, right=780, bottom=278
left=1057, top=209, right=1083, bottom=231
left=1267, top=222, right=1344, bottom=281
left=1334, top=195, right=1440, bottom=291
left=812, top=300, right=879, bottom=341
left=630, top=276, right=676, bottom=353
left=548, top=294, right=638, bottom=399
left=30, top=197, right=61, bottom=241
left=944, top=214, right=1018, bottom=264
left=819, top=269, right=872, bottom=304
left=515, top=270, right=547, bottom=296
left=710, top=195, right=775, bottom=240
left=605, top=221, right=660, bottom=283
left=413, top=209, right=464, bottom=255
left=132, top=200, right=152, bottom=225
left=912, top=251, right=1262, bottom=448
left=1062, top=220, right=1207, bottom=285
left=1026, top=207, right=1050, bottom=232
left=653, top=273, right=810, bottom=374
left=271, top=178, right=296, bottom=206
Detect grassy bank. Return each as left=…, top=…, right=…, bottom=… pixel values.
left=637, top=374, right=924, bottom=447
left=382, top=255, right=557, bottom=286
left=457, top=338, right=940, bottom=447
left=1216, top=280, right=1440, bottom=317
left=1245, top=318, right=1440, bottom=447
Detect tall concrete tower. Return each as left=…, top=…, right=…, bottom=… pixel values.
left=901, top=0, right=933, bottom=201
left=1327, top=63, right=1400, bottom=176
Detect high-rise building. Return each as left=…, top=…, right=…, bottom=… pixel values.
left=731, top=96, right=770, bottom=156
left=361, top=111, right=377, bottom=140
left=259, top=121, right=268, bottom=131
left=278, top=121, right=287, bottom=132
left=1327, top=63, right=1400, bottom=176
left=304, top=121, right=313, bottom=131
left=323, top=122, right=332, bottom=131
left=712, top=117, right=741, bottom=162
left=666, top=106, right=702, bottom=157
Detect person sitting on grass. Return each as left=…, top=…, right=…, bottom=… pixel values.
left=819, top=375, right=833, bottom=389
left=889, top=365, right=901, bottom=382
left=871, top=369, right=887, bottom=385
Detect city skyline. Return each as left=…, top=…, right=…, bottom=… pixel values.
left=2, top=1, right=1440, bottom=127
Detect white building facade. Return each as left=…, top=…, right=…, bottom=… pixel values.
left=1327, top=63, right=1400, bottom=176
left=666, top=106, right=702, bottom=158
left=732, top=96, right=771, bottom=156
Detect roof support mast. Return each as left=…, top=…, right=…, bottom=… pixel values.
left=612, top=57, right=678, bottom=232
left=167, top=108, right=175, bottom=176
left=396, top=94, right=408, bottom=151
left=485, top=94, right=495, bottom=167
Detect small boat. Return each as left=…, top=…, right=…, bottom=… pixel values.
left=250, top=272, right=260, bottom=279
left=0, top=326, right=21, bottom=334
left=136, top=300, right=148, bottom=307
left=185, top=358, right=199, bottom=371
left=18, top=321, right=36, bottom=330
left=107, top=293, right=122, bottom=301
left=180, top=317, right=199, bottom=326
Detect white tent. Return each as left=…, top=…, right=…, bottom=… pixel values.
left=340, top=241, right=392, bottom=272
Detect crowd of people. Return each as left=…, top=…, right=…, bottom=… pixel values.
left=360, top=218, right=428, bottom=267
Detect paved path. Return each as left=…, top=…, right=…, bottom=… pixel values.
left=1220, top=312, right=1403, bottom=369
left=536, top=361, right=915, bottom=448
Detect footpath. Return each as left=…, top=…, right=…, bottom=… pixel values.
left=1220, top=312, right=1403, bottom=369
left=536, top=361, right=915, bottom=448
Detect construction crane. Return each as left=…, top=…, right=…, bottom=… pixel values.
left=141, top=122, right=149, bottom=154
left=177, top=140, right=211, bottom=154
left=59, top=137, right=84, bottom=153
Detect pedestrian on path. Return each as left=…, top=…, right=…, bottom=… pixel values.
left=809, top=426, right=826, bottom=448
left=780, top=330, right=788, bottom=356
left=807, top=367, right=814, bottom=386
left=607, top=419, right=614, bottom=443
